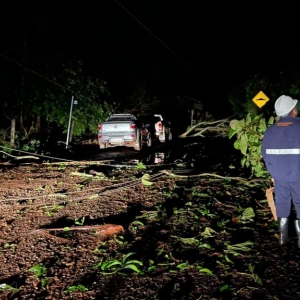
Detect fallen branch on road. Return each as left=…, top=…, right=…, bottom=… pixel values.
left=0, top=151, right=39, bottom=160
left=179, top=118, right=232, bottom=138
left=159, top=170, right=266, bottom=186
left=29, top=224, right=124, bottom=236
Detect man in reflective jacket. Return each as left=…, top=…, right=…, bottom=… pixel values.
left=261, top=95, right=300, bottom=247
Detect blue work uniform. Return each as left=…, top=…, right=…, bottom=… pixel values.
left=261, top=116, right=300, bottom=218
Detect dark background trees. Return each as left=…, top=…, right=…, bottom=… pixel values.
left=1, top=2, right=300, bottom=150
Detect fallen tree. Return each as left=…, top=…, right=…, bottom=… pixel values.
left=179, top=117, right=233, bottom=138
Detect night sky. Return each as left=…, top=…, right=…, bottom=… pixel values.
left=1, top=1, right=300, bottom=117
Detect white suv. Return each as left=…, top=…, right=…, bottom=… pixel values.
left=141, top=114, right=172, bottom=143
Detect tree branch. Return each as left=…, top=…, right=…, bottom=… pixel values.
left=179, top=117, right=233, bottom=138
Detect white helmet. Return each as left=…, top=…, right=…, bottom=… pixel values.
left=275, top=95, right=298, bottom=116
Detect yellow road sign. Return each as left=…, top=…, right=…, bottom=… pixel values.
left=253, top=91, right=269, bottom=108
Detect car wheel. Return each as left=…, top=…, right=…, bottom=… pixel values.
left=99, top=143, right=106, bottom=149
left=134, top=134, right=142, bottom=151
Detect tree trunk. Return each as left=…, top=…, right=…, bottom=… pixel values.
left=20, top=25, right=28, bottom=132
left=36, top=115, right=41, bottom=129
left=10, top=117, right=16, bottom=148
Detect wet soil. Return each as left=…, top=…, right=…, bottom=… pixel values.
left=1, top=137, right=300, bottom=300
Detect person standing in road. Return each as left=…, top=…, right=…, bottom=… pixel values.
left=261, top=95, right=300, bottom=247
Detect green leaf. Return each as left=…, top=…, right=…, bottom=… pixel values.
left=141, top=174, right=153, bottom=186
left=246, top=113, right=252, bottom=124
left=239, top=207, right=255, bottom=222
left=178, top=237, right=199, bottom=245
left=229, top=119, right=239, bottom=130
left=241, top=157, right=246, bottom=167
left=199, top=243, right=211, bottom=249
left=77, top=284, right=88, bottom=292
left=220, top=284, right=229, bottom=291
left=259, top=118, right=267, bottom=131
left=41, top=278, right=48, bottom=288
left=122, top=252, right=136, bottom=264
left=268, top=116, right=275, bottom=125
left=201, top=227, right=217, bottom=237
left=28, top=263, right=47, bottom=277
left=228, top=128, right=236, bottom=139
left=104, top=261, right=122, bottom=270
left=125, top=260, right=143, bottom=266
left=198, top=267, right=213, bottom=275
left=226, top=241, right=254, bottom=254
left=248, top=263, right=254, bottom=273
left=236, top=119, right=245, bottom=130
left=240, top=134, right=248, bottom=155
left=233, top=140, right=241, bottom=150
left=99, top=261, right=109, bottom=270
left=122, top=264, right=144, bottom=274
left=224, top=254, right=234, bottom=264
left=176, top=262, right=190, bottom=269
left=142, top=174, right=151, bottom=180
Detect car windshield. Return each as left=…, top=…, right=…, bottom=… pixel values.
left=108, top=116, right=135, bottom=121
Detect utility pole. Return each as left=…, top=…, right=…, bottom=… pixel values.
left=66, top=96, right=74, bottom=149
left=66, top=96, right=78, bottom=149
left=11, top=25, right=27, bottom=148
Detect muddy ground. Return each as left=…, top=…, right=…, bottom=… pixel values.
left=0, top=137, right=300, bottom=300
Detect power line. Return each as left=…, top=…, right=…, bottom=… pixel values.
left=0, top=52, right=75, bottom=95
left=114, top=0, right=198, bottom=74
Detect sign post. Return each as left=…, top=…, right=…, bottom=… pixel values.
left=66, top=96, right=74, bottom=149
left=252, top=91, right=270, bottom=108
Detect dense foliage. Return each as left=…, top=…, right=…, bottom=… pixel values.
left=227, top=66, right=300, bottom=178
left=229, top=113, right=274, bottom=178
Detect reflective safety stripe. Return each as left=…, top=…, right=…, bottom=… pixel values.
left=266, top=148, right=300, bottom=154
